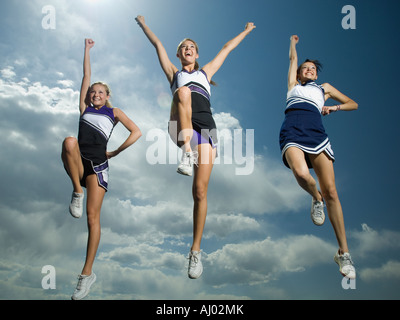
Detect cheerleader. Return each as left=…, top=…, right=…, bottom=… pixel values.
left=279, top=35, right=358, bottom=278
left=136, top=15, right=255, bottom=279
left=61, top=39, right=142, bottom=299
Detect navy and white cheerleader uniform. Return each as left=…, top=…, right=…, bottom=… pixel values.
left=279, top=80, right=334, bottom=168
left=77, top=105, right=116, bottom=191
left=169, top=69, right=218, bottom=150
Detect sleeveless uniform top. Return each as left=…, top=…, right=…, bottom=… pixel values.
left=171, top=69, right=211, bottom=104
left=279, top=81, right=334, bottom=168
left=286, top=80, right=325, bottom=114
left=170, top=69, right=218, bottom=146
left=78, top=105, right=116, bottom=190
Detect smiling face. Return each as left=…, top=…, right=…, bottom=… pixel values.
left=88, top=83, right=110, bottom=108
left=176, top=39, right=199, bottom=67
left=298, top=62, right=318, bottom=82
left=297, top=59, right=322, bottom=84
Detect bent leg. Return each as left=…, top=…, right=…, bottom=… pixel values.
left=191, top=143, right=216, bottom=252
left=171, top=86, right=193, bottom=153
left=285, top=147, right=322, bottom=202
left=310, top=152, right=349, bottom=253
left=81, top=174, right=106, bottom=276
left=61, top=137, right=84, bottom=194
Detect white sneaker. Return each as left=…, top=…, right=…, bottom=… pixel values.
left=311, top=198, right=325, bottom=226
left=334, top=251, right=356, bottom=279
left=188, top=251, right=203, bottom=279
left=71, top=272, right=96, bottom=300
left=69, top=192, right=84, bottom=218
left=177, top=151, right=198, bottom=176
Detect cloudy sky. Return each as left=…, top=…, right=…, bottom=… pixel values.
left=1, top=0, right=399, bottom=300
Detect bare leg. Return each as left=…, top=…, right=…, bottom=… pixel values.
left=171, top=87, right=193, bottom=153
left=191, top=143, right=216, bottom=251
left=285, top=147, right=322, bottom=202
left=81, top=174, right=105, bottom=275
left=61, top=137, right=84, bottom=194
left=310, top=152, right=349, bottom=253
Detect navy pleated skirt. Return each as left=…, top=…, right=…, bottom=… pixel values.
left=279, top=108, right=335, bottom=169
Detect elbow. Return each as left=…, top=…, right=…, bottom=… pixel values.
left=344, top=99, right=358, bottom=111
left=222, top=42, right=235, bottom=53
left=129, top=128, right=142, bottom=142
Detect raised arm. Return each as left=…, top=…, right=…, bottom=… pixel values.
left=288, top=35, right=299, bottom=91
left=135, top=15, right=178, bottom=84
left=79, top=39, right=94, bottom=115
left=202, top=22, right=256, bottom=82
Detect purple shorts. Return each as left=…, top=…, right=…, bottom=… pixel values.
left=168, top=121, right=217, bottom=150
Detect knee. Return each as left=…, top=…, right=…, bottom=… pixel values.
left=86, top=210, right=101, bottom=229
left=321, top=185, right=339, bottom=202
left=174, top=86, right=192, bottom=104
left=62, top=137, right=78, bottom=153
left=193, top=185, right=207, bottom=203
left=292, top=167, right=311, bottom=185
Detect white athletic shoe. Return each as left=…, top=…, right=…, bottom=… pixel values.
left=71, top=272, right=96, bottom=300
left=177, top=151, right=198, bottom=176
left=188, top=251, right=203, bottom=279
left=311, top=198, right=325, bottom=226
left=69, top=192, right=84, bottom=218
left=334, top=251, right=356, bottom=279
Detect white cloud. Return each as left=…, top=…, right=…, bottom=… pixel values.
left=360, top=260, right=400, bottom=282
left=204, top=235, right=336, bottom=287
left=351, top=223, right=400, bottom=257
left=0, top=75, right=79, bottom=115
left=7, top=130, right=37, bottom=151
left=214, top=112, right=242, bottom=130
left=57, top=79, right=74, bottom=88
left=1, top=66, right=16, bottom=79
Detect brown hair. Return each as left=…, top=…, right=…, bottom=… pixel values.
left=297, top=59, right=323, bottom=77
left=177, top=38, right=217, bottom=86
left=85, top=81, right=113, bottom=108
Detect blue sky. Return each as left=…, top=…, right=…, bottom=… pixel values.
left=0, top=0, right=399, bottom=300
